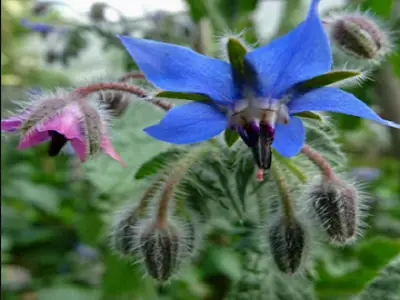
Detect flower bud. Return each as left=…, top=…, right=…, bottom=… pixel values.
left=110, top=207, right=141, bottom=257
left=98, top=91, right=129, bottom=117
left=308, top=178, right=360, bottom=244
left=139, top=220, right=187, bottom=281
left=327, top=13, right=392, bottom=62
left=268, top=216, right=307, bottom=274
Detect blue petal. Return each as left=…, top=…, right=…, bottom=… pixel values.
left=144, top=102, right=227, bottom=144
left=272, top=117, right=305, bottom=157
left=118, top=35, right=238, bottom=106
left=288, top=87, right=400, bottom=129
left=244, top=0, right=331, bottom=98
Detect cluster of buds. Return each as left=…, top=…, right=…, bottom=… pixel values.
left=323, top=11, right=393, bottom=66
left=109, top=147, right=205, bottom=281
left=264, top=142, right=366, bottom=274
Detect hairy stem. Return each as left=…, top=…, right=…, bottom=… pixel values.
left=75, top=82, right=147, bottom=98
left=271, top=163, right=294, bottom=220
left=155, top=144, right=211, bottom=227
left=73, top=82, right=173, bottom=111
left=301, top=144, right=336, bottom=180
left=137, top=174, right=164, bottom=213
left=272, top=150, right=308, bottom=183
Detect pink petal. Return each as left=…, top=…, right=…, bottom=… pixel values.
left=70, top=138, right=87, bottom=162
left=1, top=117, right=23, bottom=132
left=1, top=108, right=33, bottom=132
left=18, top=130, right=50, bottom=149
left=37, top=105, right=84, bottom=140
left=101, top=135, right=126, bottom=167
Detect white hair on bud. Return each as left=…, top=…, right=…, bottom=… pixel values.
left=323, top=8, right=396, bottom=68
left=215, top=30, right=255, bottom=61
left=300, top=172, right=371, bottom=246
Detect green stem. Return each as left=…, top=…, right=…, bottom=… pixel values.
left=271, top=163, right=294, bottom=220
left=272, top=150, right=308, bottom=183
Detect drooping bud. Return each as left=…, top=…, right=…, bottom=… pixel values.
left=268, top=216, right=307, bottom=274
left=307, top=177, right=360, bottom=244
left=138, top=220, right=188, bottom=281
left=326, top=12, right=392, bottom=62
left=98, top=91, right=129, bottom=117
left=110, top=205, right=142, bottom=257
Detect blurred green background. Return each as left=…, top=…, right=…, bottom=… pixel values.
left=1, top=0, right=400, bottom=299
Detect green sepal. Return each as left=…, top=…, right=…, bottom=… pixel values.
left=226, top=37, right=248, bottom=78
left=224, top=129, right=240, bottom=147
left=293, top=111, right=324, bottom=122
left=154, top=91, right=211, bottom=101
left=297, top=70, right=362, bottom=90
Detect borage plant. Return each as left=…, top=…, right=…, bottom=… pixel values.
left=2, top=0, right=400, bottom=298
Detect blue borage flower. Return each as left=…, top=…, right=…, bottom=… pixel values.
left=118, top=0, right=400, bottom=160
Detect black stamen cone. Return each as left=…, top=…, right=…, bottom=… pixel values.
left=253, top=123, right=273, bottom=169
left=48, top=131, right=68, bottom=157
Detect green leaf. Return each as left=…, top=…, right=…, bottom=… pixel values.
left=316, top=237, right=400, bottom=297
left=297, top=70, right=362, bottom=90
left=293, top=111, right=324, bottom=122
left=84, top=104, right=169, bottom=195
left=226, top=37, right=248, bottom=78
left=203, top=246, right=242, bottom=281
left=356, top=254, right=400, bottom=300
left=102, top=253, right=156, bottom=297
left=224, top=129, right=240, bottom=148
left=134, top=149, right=184, bottom=179
left=361, top=0, right=393, bottom=18
left=37, top=285, right=101, bottom=300
left=76, top=212, right=103, bottom=245
left=154, top=90, right=211, bottom=101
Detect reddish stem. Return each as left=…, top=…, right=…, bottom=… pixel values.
left=301, top=144, right=336, bottom=180
left=73, top=82, right=173, bottom=111
left=74, top=82, right=147, bottom=98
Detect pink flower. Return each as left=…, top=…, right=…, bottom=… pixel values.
left=1, top=100, right=126, bottom=167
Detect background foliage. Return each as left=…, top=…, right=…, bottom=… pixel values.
left=1, top=0, right=400, bottom=299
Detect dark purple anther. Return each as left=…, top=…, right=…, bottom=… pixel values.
left=48, top=130, right=68, bottom=156
left=257, top=122, right=275, bottom=169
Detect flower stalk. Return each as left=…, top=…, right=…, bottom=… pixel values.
left=271, top=163, right=295, bottom=220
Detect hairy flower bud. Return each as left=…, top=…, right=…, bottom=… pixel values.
left=138, top=220, right=189, bottom=281
left=268, top=216, right=307, bottom=274
left=326, top=12, right=392, bottom=62
left=98, top=91, right=129, bottom=117
left=110, top=206, right=141, bottom=257
left=308, top=177, right=360, bottom=244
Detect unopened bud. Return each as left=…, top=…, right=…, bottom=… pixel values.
left=327, top=13, right=392, bottom=62
left=98, top=91, right=129, bottom=117
left=139, top=220, right=187, bottom=281
left=308, top=178, right=359, bottom=244
left=110, top=206, right=141, bottom=257
left=268, top=216, right=307, bottom=274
